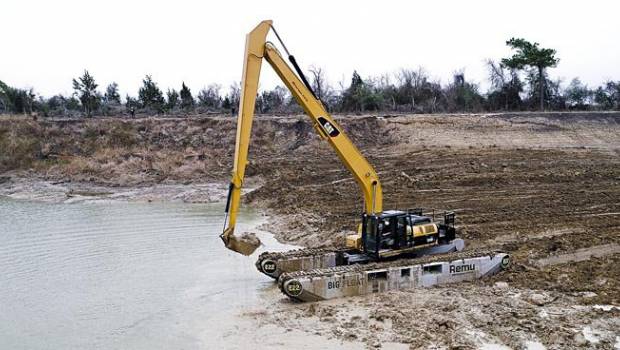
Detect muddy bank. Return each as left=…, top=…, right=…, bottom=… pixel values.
left=0, top=177, right=231, bottom=203
left=241, top=112, right=620, bottom=348
left=251, top=283, right=620, bottom=349
left=2, top=112, right=620, bottom=348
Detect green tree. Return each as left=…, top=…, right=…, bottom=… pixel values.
left=47, top=95, right=66, bottom=111
left=502, top=38, right=559, bottom=111
left=179, top=82, right=194, bottom=110
left=138, top=75, right=165, bottom=113
left=257, top=86, right=287, bottom=113
left=445, top=72, right=484, bottom=112
left=227, top=83, right=241, bottom=114
left=125, top=95, right=139, bottom=109
left=523, top=69, right=565, bottom=110
left=1, top=86, right=36, bottom=114
left=593, top=87, right=612, bottom=109
left=564, top=78, right=591, bottom=109
left=341, top=71, right=365, bottom=112
left=46, top=95, right=77, bottom=116
left=339, top=71, right=386, bottom=112
left=166, top=89, right=179, bottom=111
left=104, top=82, right=121, bottom=104
left=0, top=80, right=9, bottom=112
left=593, top=81, right=619, bottom=110
left=222, top=96, right=232, bottom=110
left=197, top=84, right=222, bottom=109
left=72, top=70, right=100, bottom=117
left=66, top=96, right=81, bottom=111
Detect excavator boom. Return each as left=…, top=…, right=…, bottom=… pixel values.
left=220, top=21, right=508, bottom=301
left=221, top=20, right=382, bottom=253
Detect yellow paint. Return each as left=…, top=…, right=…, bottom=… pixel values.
left=412, top=223, right=438, bottom=237
left=222, top=21, right=383, bottom=247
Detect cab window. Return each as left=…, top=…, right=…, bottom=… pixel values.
left=368, top=217, right=378, bottom=236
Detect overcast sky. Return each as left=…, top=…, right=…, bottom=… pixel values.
left=2, top=0, right=619, bottom=98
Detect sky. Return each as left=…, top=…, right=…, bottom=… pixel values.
left=2, top=0, right=619, bottom=98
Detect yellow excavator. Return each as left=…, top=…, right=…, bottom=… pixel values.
left=220, top=20, right=508, bottom=301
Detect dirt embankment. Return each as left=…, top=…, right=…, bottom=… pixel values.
left=0, top=115, right=319, bottom=200
left=243, top=112, right=620, bottom=349
left=0, top=116, right=235, bottom=185
left=2, top=112, right=620, bottom=348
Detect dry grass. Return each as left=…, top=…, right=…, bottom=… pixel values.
left=0, top=119, right=42, bottom=171
left=2, top=113, right=618, bottom=187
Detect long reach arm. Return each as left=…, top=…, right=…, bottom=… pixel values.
left=221, top=20, right=383, bottom=254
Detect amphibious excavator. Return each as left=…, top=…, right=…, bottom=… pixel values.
left=220, top=20, right=509, bottom=301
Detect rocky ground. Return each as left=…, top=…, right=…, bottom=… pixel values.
left=1, top=112, right=619, bottom=349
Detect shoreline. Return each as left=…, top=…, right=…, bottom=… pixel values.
left=0, top=177, right=231, bottom=204
left=2, top=112, right=619, bottom=348
left=0, top=177, right=371, bottom=350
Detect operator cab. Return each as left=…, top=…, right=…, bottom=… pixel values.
left=361, top=209, right=456, bottom=260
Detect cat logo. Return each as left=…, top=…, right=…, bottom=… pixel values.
left=317, top=117, right=340, bottom=137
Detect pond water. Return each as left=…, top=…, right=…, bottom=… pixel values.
left=0, top=197, right=291, bottom=349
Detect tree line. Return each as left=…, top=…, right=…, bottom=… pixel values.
left=1, top=38, right=619, bottom=117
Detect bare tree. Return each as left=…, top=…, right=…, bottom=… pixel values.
left=310, top=65, right=341, bottom=111
left=485, top=59, right=523, bottom=110
left=228, top=82, right=241, bottom=114
left=308, top=66, right=325, bottom=100
left=396, top=67, right=429, bottom=111
left=375, top=73, right=396, bottom=110
left=486, top=59, right=507, bottom=90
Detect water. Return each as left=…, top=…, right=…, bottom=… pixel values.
left=0, top=197, right=291, bottom=349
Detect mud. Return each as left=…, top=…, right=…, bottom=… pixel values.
left=241, top=112, right=620, bottom=348
left=2, top=112, right=619, bottom=348
left=248, top=284, right=620, bottom=349
left=534, top=244, right=620, bottom=267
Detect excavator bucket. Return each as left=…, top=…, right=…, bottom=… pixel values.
left=221, top=230, right=261, bottom=256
